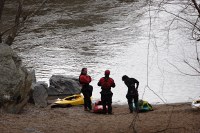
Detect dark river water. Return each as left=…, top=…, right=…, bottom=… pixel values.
left=12, top=0, right=200, bottom=104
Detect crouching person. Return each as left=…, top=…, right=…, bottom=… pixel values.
left=122, top=75, right=139, bottom=113
left=98, top=70, right=115, bottom=114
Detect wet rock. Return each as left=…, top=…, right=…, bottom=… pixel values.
left=47, top=75, right=81, bottom=96
left=31, top=70, right=37, bottom=84
left=0, top=43, right=32, bottom=113
left=32, top=82, right=48, bottom=108
left=29, top=70, right=37, bottom=104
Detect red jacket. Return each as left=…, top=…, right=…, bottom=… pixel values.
left=98, top=77, right=115, bottom=90
left=79, top=75, right=92, bottom=85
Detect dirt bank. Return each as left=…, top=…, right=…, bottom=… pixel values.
left=0, top=103, right=200, bottom=133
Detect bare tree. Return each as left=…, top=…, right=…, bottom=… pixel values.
left=0, top=0, right=6, bottom=42
left=5, top=0, right=23, bottom=45
left=131, top=0, right=200, bottom=132
left=0, top=0, right=6, bottom=21
left=153, top=0, right=200, bottom=76
left=0, top=0, right=48, bottom=45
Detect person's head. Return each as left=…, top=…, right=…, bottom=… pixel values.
left=105, top=70, right=110, bottom=77
left=122, top=75, right=129, bottom=81
left=81, top=68, right=87, bottom=75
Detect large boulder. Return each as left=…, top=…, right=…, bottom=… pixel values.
left=47, top=75, right=81, bottom=96
left=32, top=81, right=48, bottom=108
left=0, top=43, right=32, bottom=113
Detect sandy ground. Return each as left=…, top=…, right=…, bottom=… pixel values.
left=0, top=103, right=200, bottom=133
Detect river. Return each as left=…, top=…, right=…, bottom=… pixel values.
left=12, top=0, right=200, bottom=104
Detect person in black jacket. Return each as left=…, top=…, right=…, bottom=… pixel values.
left=122, top=75, right=139, bottom=113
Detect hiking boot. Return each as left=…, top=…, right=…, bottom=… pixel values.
left=134, top=102, right=139, bottom=113
left=128, top=103, right=134, bottom=112
left=102, top=111, right=107, bottom=114
left=88, top=110, right=93, bottom=113
left=108, top=112, right=113, bottom=115
left=135, top=109, right=139, bottom=113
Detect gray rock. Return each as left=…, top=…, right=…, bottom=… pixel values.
left=32, top=82, right=48, bottom=108
left=47, top=75, right=81, bottom=96
left=0, top=43, right=32, bottom=113
left=29, top=70, right=37, bottom=104
left=31, top=70, right=37, bottom=84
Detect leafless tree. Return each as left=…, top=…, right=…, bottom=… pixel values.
left=130, top=0, right=200, bottom=132
left=153, top=0, right=200, bottom=76
left=0, top=0, right=48, bottom=45
left=0, top=0, right=6, bottom=21
left=146, top=0, right=200, bottom=132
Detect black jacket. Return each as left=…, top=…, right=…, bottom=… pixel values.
left=124, top=77, right=139, bottom=95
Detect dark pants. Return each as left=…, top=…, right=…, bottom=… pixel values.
left=101, top=91, right=113, bottom=114
left=81, top=85, right=93, bottom=110
left=126, top=93, right=138, bottom=112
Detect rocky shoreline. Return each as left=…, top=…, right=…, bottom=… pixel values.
left=1, top=102, right=200, bottom=133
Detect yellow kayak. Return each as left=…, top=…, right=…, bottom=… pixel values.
left=52, top=94, right=84, bottom=108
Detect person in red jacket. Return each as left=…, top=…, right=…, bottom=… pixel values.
left=79, top=68, right=93, bottom=111
left=98, top=70, right=115, bottom=114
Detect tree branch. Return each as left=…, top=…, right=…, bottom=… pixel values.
left=166, top=60, right=200, bottom=76
left=1, top=0, right=49, bottom=45
left=191, top=0, right=200, bottom=16
left=5, top=0, right=23, bottom=46
left=183, top=59, right=200, bottom=73
left=0, top=0, right=6, bottom=21
left=195, top=43, right=200, bottom=69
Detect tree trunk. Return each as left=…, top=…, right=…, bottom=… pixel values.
left=6, top=0, right=23, bottom=45
left=191, top=0, right=200, bottom=16
left=0, top=0, right=5, bottom=21
left=0, top=0, right=5, bottom=43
